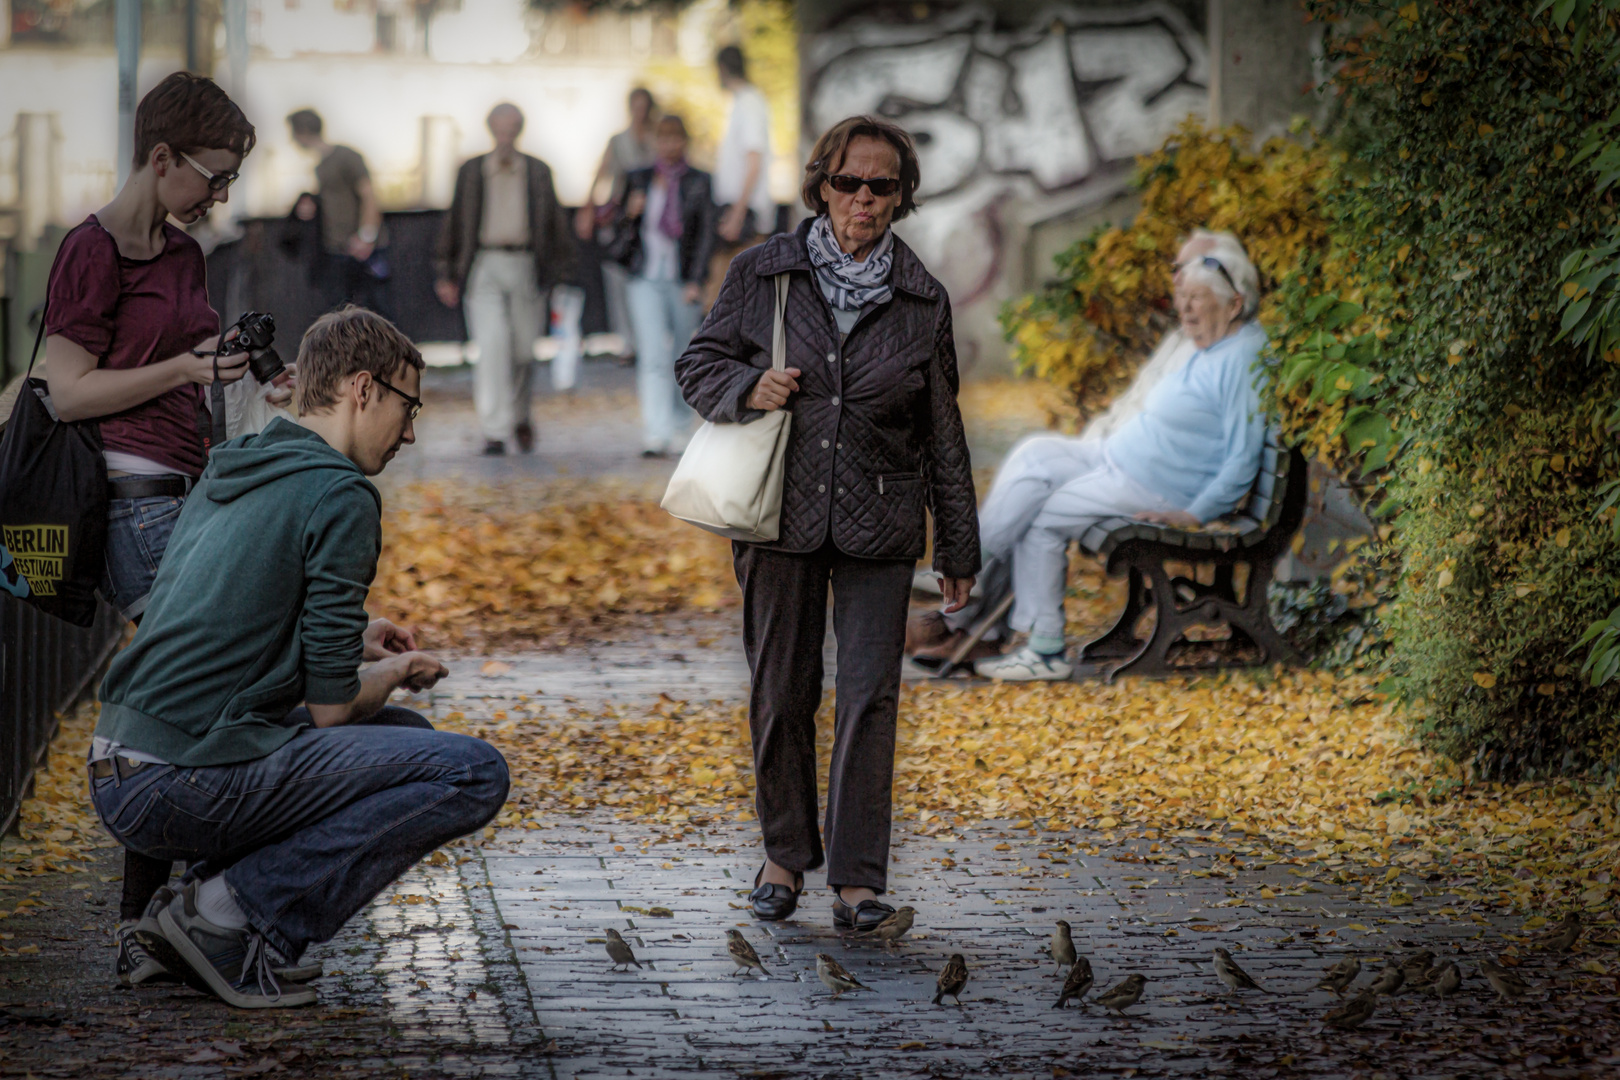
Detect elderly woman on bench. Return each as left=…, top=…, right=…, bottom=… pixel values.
left=911, top=229, right=1267, bottom=681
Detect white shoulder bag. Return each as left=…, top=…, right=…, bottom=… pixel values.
left=661, top=273, right=791, bottom=542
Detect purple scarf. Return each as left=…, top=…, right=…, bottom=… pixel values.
left=654, top=159, right=688, bottom=240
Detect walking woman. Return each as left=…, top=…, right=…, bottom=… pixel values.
left=676, top=115, right=979, bottom=928
left=41, top=72, right=258, bottom=984
left=612, top=114, right=716, bottom=456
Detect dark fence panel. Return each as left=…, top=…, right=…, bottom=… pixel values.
left=204, top=210, right=611, bottom=351
left=0, top=596, right=122, bottom=835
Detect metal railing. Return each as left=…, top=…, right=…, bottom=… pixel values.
left=0, top=593, right=122, bottom=836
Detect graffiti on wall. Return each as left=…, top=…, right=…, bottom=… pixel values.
left=805, top=2, right=1207, bottom=306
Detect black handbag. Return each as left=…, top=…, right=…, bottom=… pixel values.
left=0, top=299, right=109, bottom=627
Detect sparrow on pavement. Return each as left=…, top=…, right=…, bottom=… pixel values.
left=1322, top=990, right=1377, bottom=1030
left=725, top=928, right=768, bottom=977
left=1479, top=958, right=1533, bottom=1002
left=1050, top=920, right=1077, bottom=975
left=604, top=928, right=642, bottom=971
left=1313, top=956, right=1361, bottom=997
left=1367, top=961, right=1404, bottom=996
left=933, top=953, right=968, bottom=1005
left=1428, top=959, right=1462, bottom=999
left=1213, top=947, right=1269, bottom=994
left=1399, top=949, right=1437, bottom=982
left=1533, top=912, right=1582, bottom=953
left=1093, top=973, right=1147, bottom=1016
left=816, top=953, right=871, bottom=1000
left=861, top=906, right=915, bottom=949
left=1052, top=956, right=1095, bottom=1009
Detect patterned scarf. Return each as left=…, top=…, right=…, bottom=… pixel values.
left=654, top=159, right=688, bottom=240
left=806, top=214, right=894, bottom=311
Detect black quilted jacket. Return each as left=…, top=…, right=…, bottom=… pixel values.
left=675, top=221, right=980, bottom=579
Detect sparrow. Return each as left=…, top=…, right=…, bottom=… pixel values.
left=1428, top=959, right=1462, bottom=999
left=1367, top=961, right=1404, bottom=996
left=933, top=953, right=968, bottom=1006
left=1092, top=973, right=1147, bottom=1016
left=1322, top=990, right=1377, bottom=1030
left=1479, top=958, right=1533, bottom=1002
left=604, top=928, right=642, bottom=971
left=1213, top=947, right=1269, bottom=994
left=1313, top=956, right=1361, bottom=998
left=725, top=929, right=768, bottom=977
left=1052, top=956, right=1095, bottom=1009
left=861, top=906, right=916, bottom=948
left=816, top=953, right=871, bottom=1000
left=1050, top=920, right=1077, bottom=975
left=1399, top=949, right=1437, bottom=983
left=1533, top=912, right=1582, bottom=953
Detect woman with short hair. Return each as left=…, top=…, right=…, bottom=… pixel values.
left=41, top=70, right=261, bottom=986
left=676, top=115, right=979, bottom=930
left=611, top=114, right=716, bottom=456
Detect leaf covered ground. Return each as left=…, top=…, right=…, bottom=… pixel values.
left=372, top=480, right=737, bottom=651
left=451, top=663, right=1618, bottom=922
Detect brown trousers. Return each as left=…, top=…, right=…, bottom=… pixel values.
left=732, top=538, right=914, bottom=893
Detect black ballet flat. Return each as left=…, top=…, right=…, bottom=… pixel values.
left=749, top=864, right=804, bottom=921
left=832, top=894, right=895, bottom=932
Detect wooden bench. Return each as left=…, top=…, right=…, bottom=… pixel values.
left=1073, top=429, right=1309, bottom=679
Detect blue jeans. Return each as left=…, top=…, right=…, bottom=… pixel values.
left=100, top=485, right=190, bottom=621
left=626, top=276, right=700, bottom=452
left=90, top=711, right=509, bottom=960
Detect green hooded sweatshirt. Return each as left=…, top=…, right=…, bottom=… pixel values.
left=97, top=417, right=380, bottom=766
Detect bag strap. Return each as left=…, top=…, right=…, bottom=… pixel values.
left=771, top=273, right=788, bottom=373
left=24, top=300, right=47, bottom=380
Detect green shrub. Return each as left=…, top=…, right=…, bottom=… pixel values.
left=1291, top=0, right=1620, bottom=772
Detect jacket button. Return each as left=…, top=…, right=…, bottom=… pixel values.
left=818, top=484, right=826, bottom=493
left=838, top=487, right=845, bottom=495
left=821, top=439, right=829, bottom=448
left=831, top=396, right=840, bottom=406
left=836, top=443, right=842, bottom=450
left=827, top=352, right=835, bottom=362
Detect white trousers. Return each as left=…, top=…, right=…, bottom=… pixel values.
left=466, top=250, right=544, bottom=442
left=949, top=435, right=1173, bottom=642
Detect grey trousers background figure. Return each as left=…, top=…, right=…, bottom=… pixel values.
left=732, top=539, right=914, bottom=894
left=466, top=249, right=545, bottom=444
left=625, top=275, right=700, bottom=454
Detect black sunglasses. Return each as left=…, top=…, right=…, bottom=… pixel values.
left=1173, top=254, right=1239, bottom=295
left=374, top=376, right=423, bottom=420
left=826, top=174, right=902, bottom=198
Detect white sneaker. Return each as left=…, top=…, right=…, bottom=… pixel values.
left=974, top=646, right=1073, bottom=681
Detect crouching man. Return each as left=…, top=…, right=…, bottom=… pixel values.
left=89, top=307, right=509, bottom=1008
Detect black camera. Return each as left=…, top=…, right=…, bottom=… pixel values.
left=218, top=311, right=285, bottom=385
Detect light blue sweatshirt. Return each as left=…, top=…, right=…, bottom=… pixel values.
left=1105, top=320, right=1267, bottom=523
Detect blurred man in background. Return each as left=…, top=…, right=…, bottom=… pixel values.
left=286, top=109, right=388, bottom=316
left=708, top=44, right=775, bottom=305
left=435, top=103, right=575, bottom=456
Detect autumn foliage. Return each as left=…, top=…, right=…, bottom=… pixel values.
left=372, top=483, right=736, bottom=651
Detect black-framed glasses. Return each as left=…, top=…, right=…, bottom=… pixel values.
left=179, top=151, right=240, bottom=193
left=374, top=377, right=423, bottom=420
left=827, top=174, right=902, bottom=197
left=1173, top=254, right=1238, bottom=294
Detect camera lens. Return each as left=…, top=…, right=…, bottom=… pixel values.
left=246, top=346, right=285, bottom=385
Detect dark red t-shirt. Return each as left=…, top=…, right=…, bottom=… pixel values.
left=45, top=216, right=219, bottom=477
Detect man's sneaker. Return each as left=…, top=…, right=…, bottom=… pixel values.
left=154, top=882, right=317, bottom=1009
left=975, top=645, right=1074, bottom=681
left=135, top=884, right=322, bottom=984
left=116, top=921, right=175, bottom=986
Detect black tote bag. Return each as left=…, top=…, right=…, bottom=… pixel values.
left=0, top=304, right=108, bottom=627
